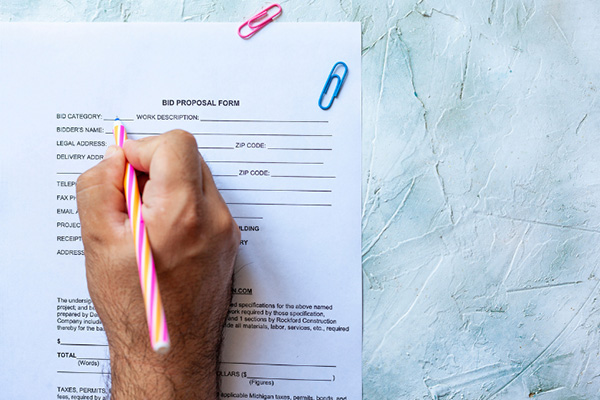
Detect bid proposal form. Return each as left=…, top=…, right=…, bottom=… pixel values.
left=0, top=23, right=361, bottom=399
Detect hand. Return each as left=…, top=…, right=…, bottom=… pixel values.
left=76, top=130, right=240, bottom=399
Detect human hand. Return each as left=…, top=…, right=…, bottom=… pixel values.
left=76, top=130, right=240, bottom=399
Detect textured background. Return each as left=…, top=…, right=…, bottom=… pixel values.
left=2, top=1, right=599, bottom=398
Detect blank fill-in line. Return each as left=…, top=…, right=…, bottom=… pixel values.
left=59, top=343, right=108, bottom=347
left=206, top=161, right=323, bottom=165
left=213, top=174, right=238, bottom=177
left=221, top=361, right=336, bottom=368
left=272, top=175, right=336, bottom=179
left=268, top=148, right=332, bottom=151
left=201, top=119, right=328, bottom=124
left=107, top=131, right=158, bottom=136
left=226, top=202, right=331, bottom=207
left=119, top=132, right=332, bottom=137
left=232, top=216, right=263, bottom=220
left=57, top=371, right=109, bottom=375
left=194, top=133, right=332, bottom=137
left=103, top=118, right=134, bottom=121
left=57, top=172, right=82, bottom=175
left=198, top=146, right=235, bottom=150
left=246, top=376, right=333, bottom=382
left=76, top=357, right=109, bottom=361
left=219, top=188, right=331, bottom=193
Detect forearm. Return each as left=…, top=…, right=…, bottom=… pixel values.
left=109, top=347, right=219, bottom=399
left=103, top=261, right=233, bottom=400
left=104, top=272, right=232, bottom=399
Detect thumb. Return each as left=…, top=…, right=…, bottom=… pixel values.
left=104, top=145, right=120, bottom=160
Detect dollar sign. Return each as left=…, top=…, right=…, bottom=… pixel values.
left=57, top=338, right=61, bottom=344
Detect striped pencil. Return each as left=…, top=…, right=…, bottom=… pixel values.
left=114, top=118, right=170, bottom=354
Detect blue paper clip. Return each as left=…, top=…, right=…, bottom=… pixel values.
left=319, top=62, right=348, bottom=110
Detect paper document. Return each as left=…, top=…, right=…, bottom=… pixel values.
left=0, top=23, right=361, bottom=399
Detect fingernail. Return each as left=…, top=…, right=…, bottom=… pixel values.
left=104, top=146, right=119, bottom=159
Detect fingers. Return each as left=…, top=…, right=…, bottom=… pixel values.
left=123, top=130, right=203, bottom=197
left=121, top=129, right=236, bottom=265
left=77, top=146, right=129, bottom=243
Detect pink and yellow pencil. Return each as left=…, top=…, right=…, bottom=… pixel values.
left=114, top=118, right=170, bottom=354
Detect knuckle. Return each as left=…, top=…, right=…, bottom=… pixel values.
left=164, top=130, right=200, bottom=168
left=214, top=211, right=240, bottom=244
left=167, top=129, right=196, bottom=148
left=179, top=204, right=201, bottom=233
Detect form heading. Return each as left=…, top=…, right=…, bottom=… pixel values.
left=162, top=99, right=240, bottom=107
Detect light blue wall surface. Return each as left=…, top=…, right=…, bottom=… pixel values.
left=3, top=1, right=599, bottom=398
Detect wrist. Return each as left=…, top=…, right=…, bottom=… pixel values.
left=108, top=340, right=219, bottom=399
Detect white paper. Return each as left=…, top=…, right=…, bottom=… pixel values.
left=0, top=23, right=361, bottom=399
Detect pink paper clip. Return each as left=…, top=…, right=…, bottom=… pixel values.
left=238, top=4, right=282, bottom=39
